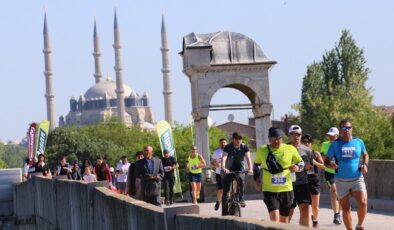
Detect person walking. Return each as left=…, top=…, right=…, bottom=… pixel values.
left=211, top=138, right=227, bottom=211
left=127, top=151, right=144, bottom=199
left=161, top=149, right=179, bottom=205
left=185, top=145, right=206, bottom=204
left=326, top=119, right=369, bottom=230
left=116, top=156, right=130, bottom=194
left=221, top=132, right=253, bottom=215
left=321, top=126, right=342, bottom=225
left=94, top=156, right=112, bottom=185
left=254, top=127, right=303, bottom=223
left=301, top=134, right=325, bottom=228
left=136, top=145, right=164, bottom=206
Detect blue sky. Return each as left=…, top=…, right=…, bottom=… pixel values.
left=1, top=0, right=393, bottom=141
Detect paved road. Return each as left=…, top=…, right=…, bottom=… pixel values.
left=170, top=200, right=394, bottom=229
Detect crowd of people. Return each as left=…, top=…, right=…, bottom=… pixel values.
left=23, top=118, right=369, bottom=229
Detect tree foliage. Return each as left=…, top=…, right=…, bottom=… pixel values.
left=299, top=30, right=394, bottom=159
left=0, top=142, right=27, bottom=169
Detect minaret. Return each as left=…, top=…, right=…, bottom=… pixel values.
left=43, top=12, right=56, bottom=130
left=113, top=10, right=125, bottom=122
left=161, top=15, right=173, bottom=126
left=93, top=19, right=103, bottom=84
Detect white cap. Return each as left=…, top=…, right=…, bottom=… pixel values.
left=288, top=125, right=302, bottom=134
left=110, top=167, right=114, bottom=173
left=327, top=127, right=339, bottom=136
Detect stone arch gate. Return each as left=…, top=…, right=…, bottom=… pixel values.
left=181, top=31, right=277, bottom=177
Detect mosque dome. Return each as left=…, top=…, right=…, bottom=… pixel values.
left=84, top=79, right=135, bottom=100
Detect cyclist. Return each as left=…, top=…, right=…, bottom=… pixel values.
left=254, top=127, right=303, bottom=223
left=221, top=132, right=253, bottom=216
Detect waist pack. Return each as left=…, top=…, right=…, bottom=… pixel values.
left=265, top=145, right=284, bottom=174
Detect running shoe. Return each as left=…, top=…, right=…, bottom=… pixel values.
left=214, top=201, right=220, bottom=211
left=333, top=213, right=342, bottom=225
left=239, top=200, right=246, bottom=208
left=312, top=220, right=319, bottom=228
left=355, top=225, right=364, bottom=230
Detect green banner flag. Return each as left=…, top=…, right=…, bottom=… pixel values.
left=156, top=120, right=182, bottom=195
left=35, top=120, right=50, bottom=157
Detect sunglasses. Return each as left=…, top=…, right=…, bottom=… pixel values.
left=290, top=133, right=301, bottom=137
left=270, top=136, right=283, bottom=141
left=341, top=126, right=352, bottom=131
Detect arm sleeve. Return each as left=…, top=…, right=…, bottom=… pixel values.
left=106, top=165, right=112, bottom=183
left=327, top=143, right=335, bottom=158
left=254, top=146, right=263, bottom=164
left=360, top=139, right=367, bottom=154
left=158, top=161, right=164, bottom=180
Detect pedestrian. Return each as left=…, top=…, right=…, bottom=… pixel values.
left=34, top=154, right=52, bottom=178
left=23, top=157, right=30, bottom=181
left=301, top=134, right=325, bottom=228
left=287, top=125, right=314, bottom=227
left=116, top=156, right=130, bottom=195
left=70, top=160, right=82, bottom=180
left=185, top=145, right=206, bottom=204
left=81, top=159, right=92, bottom=178
left=221, top=132, right=253, bottom=215
left=211, top=138, right=227, bottom=211
left=321, top=127, right=342, bottom=225
left=54, top=156, right=72, bottom=178
left=326, top=119, right=369, bottom=230
left=94, top=156, right=112, bottom=185
left=127, top=151, right=144, bottom=199
left=161, top=149, right=179, bottom=205
left=136, top=145, right=164, bottom=206
left=254, top=127, right=303, bottom=223
left=83, top=166, right=97, bottom=182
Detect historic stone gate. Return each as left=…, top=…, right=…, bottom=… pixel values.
left=181, top=31, right=276, bottom=176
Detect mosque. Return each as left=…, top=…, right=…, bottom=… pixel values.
left=42, top=11, right=173, bottom=130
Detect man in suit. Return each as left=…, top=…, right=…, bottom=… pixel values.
left=136, top=145, right=164, bottom=206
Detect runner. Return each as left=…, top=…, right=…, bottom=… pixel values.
left=211, top=138, right=227, bottom=211
left=185, top=145, right=206, bottom=204
left=301, top=134, right=325, bottom=228
left=321, top=127, right=342, bottom=225
left=287, top=125, right=314, bottom=227
left=254, top=127, right=303, bottom=223
left=326, top=119, right=369, bottom=230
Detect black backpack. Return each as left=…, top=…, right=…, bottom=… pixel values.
left=265, top=145, right=284, bottom=174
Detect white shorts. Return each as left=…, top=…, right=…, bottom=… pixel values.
left=335, top=177, right=367, bottom=199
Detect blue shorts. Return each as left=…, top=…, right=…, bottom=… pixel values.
left=188, top=172, right=202, bottom=182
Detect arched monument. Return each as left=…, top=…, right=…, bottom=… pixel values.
left=181, top=31, right=276, bottom=175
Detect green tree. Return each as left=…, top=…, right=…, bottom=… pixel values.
left=299, top=30, right=394, bottom=159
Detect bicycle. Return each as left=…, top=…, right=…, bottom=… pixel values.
left=224, top=171, right=245, bottom=217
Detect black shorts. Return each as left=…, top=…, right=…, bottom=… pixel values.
left=215, top=173, right=223, bottom=190
left=188, top=173, right=202, bottom=182
left=291, top=183, right=311, bottom=208
left=324, top=171, right=335, bottom=188
left=308, top=174, right=321, bottom=195
left=263, top=191, right=294, bottom=217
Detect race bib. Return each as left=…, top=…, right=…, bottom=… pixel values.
left=271, top=174, right=286, bottom=186
left=164, top=166, right=171, bottom=172
left=341, top=146, right=356, bottom=158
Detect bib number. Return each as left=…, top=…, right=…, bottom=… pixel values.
left=341, top=146, right=356, bottom=158
left=271, top=174, right=286, bottom=186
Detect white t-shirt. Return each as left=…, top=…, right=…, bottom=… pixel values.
left=23, top=163, right=30, bottom=176
left=116, top=162, right=130, bottom=183
left=83, top=174, right=97, bottom=182
left=213, top=148, right=224, bottom=174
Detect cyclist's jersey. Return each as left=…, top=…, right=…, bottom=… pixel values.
left=255, top=144, right=302, bottom=192
left=188, top=154, right=202, bottom=174
left=320, top=141, right=335, bottom=174
left=327, top=137, right=366, bottom=179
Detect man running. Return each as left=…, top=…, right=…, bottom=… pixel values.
left=321, top=127, right=342, bottom=225
left=288, top=125, right=314, bottom=227
left=211, top=138, right=227, bottom=211
left=326, top=119, right=369, bottom=230
left=254, top=127, right=303, bottom=223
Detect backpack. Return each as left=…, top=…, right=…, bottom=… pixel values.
left=265, top=145, right=284, bottom=174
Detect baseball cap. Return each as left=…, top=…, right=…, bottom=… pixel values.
left=232, top=132, right=243, bottom=140
left=268, top=127, right=284, bottom=138
left=288, top=125, right=302, bottom=134
left=327, top=127, right=339, bottom=136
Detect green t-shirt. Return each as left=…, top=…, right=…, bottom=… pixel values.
left=320, top=141, right=335, bottom=174
left=255, top=144, right=302, bottom=193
